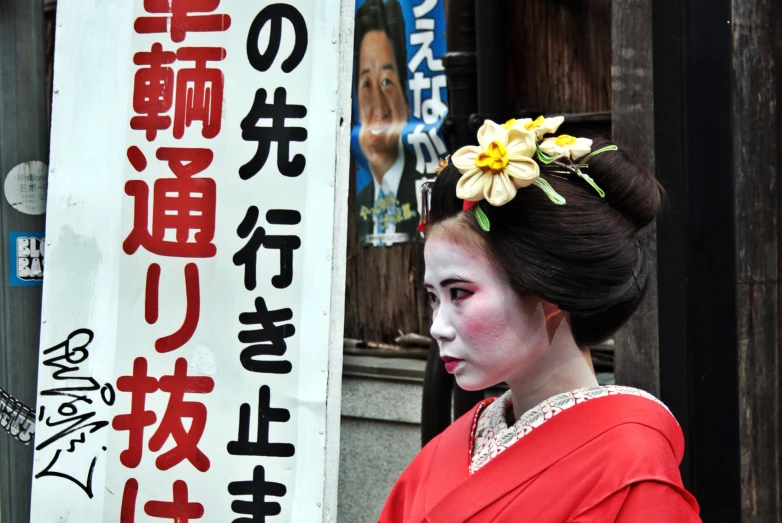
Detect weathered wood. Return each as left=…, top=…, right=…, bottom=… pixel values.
left=779, top=21, right=782, bottom=520
left=343, top=159, right=430, bottom=342
left=508, top=0, right=611, bottom=113
left=610, top=0, right=659, bottom=397
left=732, top=1, right=781, bottom=521
left=653, top=0, right=742, bottom=513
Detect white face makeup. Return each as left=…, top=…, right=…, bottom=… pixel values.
left=424, top=226, right=552, bottom=391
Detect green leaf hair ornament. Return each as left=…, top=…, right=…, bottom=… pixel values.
left=534, top=178, right=567, bottom=205
left=474, top=205, right=491, bottom=232
left=535, top=146, right=561, bottom=165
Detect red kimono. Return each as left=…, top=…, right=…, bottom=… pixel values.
left=379, top=394, right=700, bottom=522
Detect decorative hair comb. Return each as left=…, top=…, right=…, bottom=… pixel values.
left=416, top=116, right=617, bottom=233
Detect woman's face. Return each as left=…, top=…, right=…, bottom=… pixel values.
left=357, top=30, right=410, bottom=177
left=424, top=225, right=552, bottom=391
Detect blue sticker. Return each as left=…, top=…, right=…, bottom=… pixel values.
left=9, top=232, right=45, bottom=286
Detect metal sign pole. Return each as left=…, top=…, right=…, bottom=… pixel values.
left=0, top=0, right=49, bottom=522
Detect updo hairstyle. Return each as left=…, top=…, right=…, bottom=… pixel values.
left=427, top=140, right=663, bottom=346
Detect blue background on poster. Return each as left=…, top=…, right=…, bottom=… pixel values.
left=352, top=0, right=448, bottom=195
left=9, top=232, right=45, bottom=287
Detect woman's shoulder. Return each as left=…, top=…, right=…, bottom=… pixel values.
left=575, top=389, right=686, bottom=480
left=549, top=392, right=693, bottom=518
left=513, top=385, right=688, bottom=484
left=597, top=416, right=682, bottom=465
left=567, top=407, right=699, bottom=521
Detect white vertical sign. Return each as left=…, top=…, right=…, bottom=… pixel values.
left=30, top=1, right=351, bottom=521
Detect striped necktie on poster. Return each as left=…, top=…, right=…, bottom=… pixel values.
left=375, top=187, right=397, bottom=239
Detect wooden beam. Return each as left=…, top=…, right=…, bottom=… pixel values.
left=653, top=0, right=741, bottom=517
left=611, top=0, right=659, bottom=397
left=732, top=0, right=781, bottom=520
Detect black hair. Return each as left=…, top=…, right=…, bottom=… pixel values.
left=353, top=0, right=409, bottom=108
left=428, top=139, right=663, bottom=346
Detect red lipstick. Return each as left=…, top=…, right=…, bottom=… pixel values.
left=441, top=356, right=463, bottom=373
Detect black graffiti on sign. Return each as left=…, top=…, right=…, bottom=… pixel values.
left=34, top=328, right=114, bottom=498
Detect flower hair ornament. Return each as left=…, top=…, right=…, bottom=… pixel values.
left=418, top=116, right=617, bottom=233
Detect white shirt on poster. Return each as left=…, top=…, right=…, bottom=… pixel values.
left=370, top=139, right=405, bottom=242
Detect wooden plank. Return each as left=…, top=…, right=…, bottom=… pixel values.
left=653, top=0, right=741, bottom=513
left=779, top=18, right=782, bottom=520
left=509, top=0, right=611, bottom=113
left=732, top=0, right=781, bottom=520
left=610, top=0, right=659, bottom=396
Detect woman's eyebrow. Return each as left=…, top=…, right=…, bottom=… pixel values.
left=441, top=277, right=471, bottom=287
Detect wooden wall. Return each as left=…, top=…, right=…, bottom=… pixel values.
left=507, top=1, right=611, bottom=114
left=611, top=0, right=659, bottom=396
left=344, top=170, right=430, bottom=343
left=733, top=0, right=781, bottom=519
left=343, top=0, right=612, bottom=343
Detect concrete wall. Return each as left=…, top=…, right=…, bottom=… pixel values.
left=338, top=356, right=425, bottom=522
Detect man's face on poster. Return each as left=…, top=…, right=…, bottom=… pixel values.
left=357, top=29, right=410, bottom=178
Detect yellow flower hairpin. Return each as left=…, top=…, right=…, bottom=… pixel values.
left=451, top=120, right=540, bottom=209
left=450, top=116, right=617, bottom=231
left=510, top=115, right=566, bottom=140
left=539, top=134, right=593, bottom=160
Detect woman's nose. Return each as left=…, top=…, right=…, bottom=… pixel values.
left=430, top=309, right=455, bottom=342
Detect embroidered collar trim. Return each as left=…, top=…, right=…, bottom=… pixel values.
left=469, top=385, right=667, bottom=475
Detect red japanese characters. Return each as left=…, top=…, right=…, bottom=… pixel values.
left=116, top=2, right=310, bottom=520
left=115, top=2, right=229, bottom=519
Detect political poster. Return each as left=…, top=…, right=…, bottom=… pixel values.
left=29, top=1, right=351, bottom=521
left=352, top=0, right=448, bottom=246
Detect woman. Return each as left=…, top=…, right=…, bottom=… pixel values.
left=379, top=117, right=701, bottom=522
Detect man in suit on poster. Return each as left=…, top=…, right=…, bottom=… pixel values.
left=354, top=0, right=421, bottom=244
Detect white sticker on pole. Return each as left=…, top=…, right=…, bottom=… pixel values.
left=3, top=161, right=48, bottom=215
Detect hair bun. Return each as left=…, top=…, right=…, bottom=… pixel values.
left=569, top=242, right=649, bottom=346
left=586, top=142, right=663, bottom=229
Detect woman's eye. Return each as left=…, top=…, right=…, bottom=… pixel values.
left=450, top=288, right=472, bottom=301
left=426, top=291, right=438, bottom=308
left=381, top=77, right=393, bottom=87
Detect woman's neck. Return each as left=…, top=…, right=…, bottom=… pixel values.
left=506, top=323, right=598, bottom=422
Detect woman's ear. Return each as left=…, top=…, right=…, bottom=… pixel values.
left=542, top=301, right=565, bottom=345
